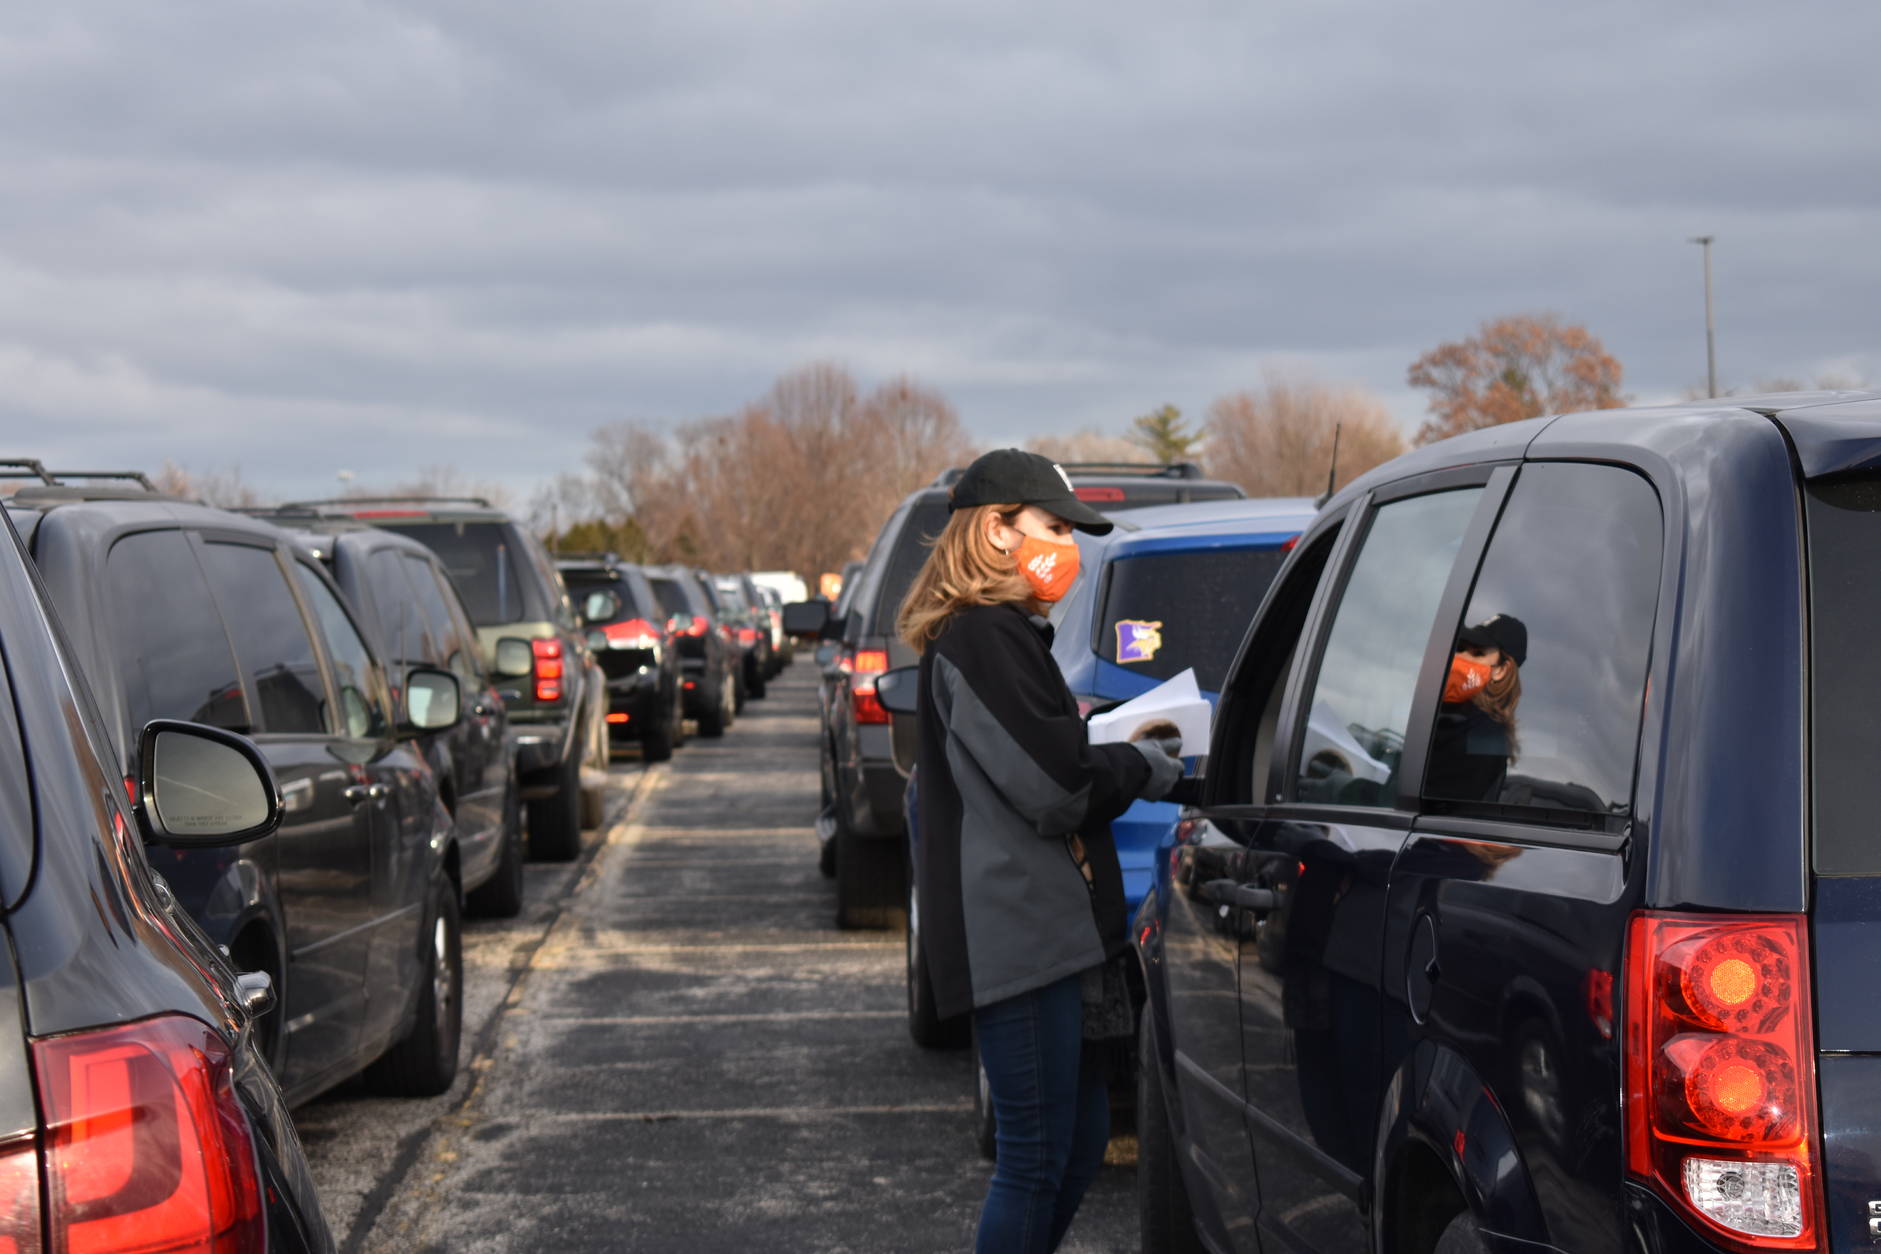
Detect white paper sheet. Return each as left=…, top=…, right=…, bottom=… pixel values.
left=1085, top=668, right=1212, bottom=753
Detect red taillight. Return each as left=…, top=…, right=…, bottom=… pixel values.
left=122, top=776, right=137, bottom=806
left=852, top=686, right=890, bottom=725
left=605, top=712, right=629, bottom=724
left=601, top=619, right=661, bottom=651
left=852, top=650, right=889, bottom=675
left=346, top=509, right=427, bottom=518
left=35, top=1014, right=263, bottom=1254
left=0, top=1136, right=41, bottom=1253
left=682, top=680, right=697, bottom=691
left=1624, top=912, right=1821, bottom=1249
left=1280, top=534, right=1301, bottom=552
left=531, top=639, right=564, bottom=703
left=684, top=619, right=708, bottom=638
left=1074, top=486, right=1125, bottom=502
left=847, top=649, right=892, bottom=723
left=736, top=627, right=758, bottom=646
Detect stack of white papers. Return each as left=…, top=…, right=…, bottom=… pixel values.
left=1086, top=668, right=1212, bottom=754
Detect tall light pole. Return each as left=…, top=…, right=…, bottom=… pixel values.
left=1689, top=235, right=1717, bottom=397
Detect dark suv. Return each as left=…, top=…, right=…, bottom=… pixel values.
left=261, top=514, right=527, bottom=917
left=7, top=481, right=467, bottom=1107
left=646, top=565, right=738, bottom=738
left=284, top=497, right=608, bottom=862
left=1135, top=392, right=1881, bottom=1254
left=709, top=572, right=774, bottom=699
left=0, top=504, right=334, bottom=1252
left=558, top=555, right=685, bottom=762
left=799, top=461, right=1247, bottom=929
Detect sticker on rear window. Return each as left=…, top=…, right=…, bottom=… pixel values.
left=1115, top=619, right=1164, bottom=664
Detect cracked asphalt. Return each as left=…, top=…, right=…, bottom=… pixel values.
left=295, top=662, right=1135, bottom=1253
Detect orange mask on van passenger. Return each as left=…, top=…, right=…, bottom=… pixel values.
left=1014, top=535, right=1079, bottom=603
left=1443, top=653, right=1492, bottom=705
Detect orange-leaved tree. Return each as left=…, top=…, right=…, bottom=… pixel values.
left=1408, top=314, right=1625, bottom=445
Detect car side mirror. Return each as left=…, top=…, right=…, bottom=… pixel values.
left=814, top=641, right=840, bottom=668
left=781, top=601, right=830, bottom=640
left=493, top=637, right=534, bottom=678
left=135, top=721, right=282, bottom=847
left=874, top=666, right=919, bottom=716
left=401, top=667, right=462, bottom=735
left=581, top=590, right=620, bottom=624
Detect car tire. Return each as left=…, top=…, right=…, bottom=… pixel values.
left=527, top=752, right=583, bottom=861
left=1138, top=1013, right=1203, bottom=1253
left=466, top=777, right=525, bottom=918
left=746, top=654, right=768, bottom=700
left=906, top=872, right=969, bottom=1048
left=732, top=665, right=748, bottom=713
left=640, top=705, right=675, bottom=762
left=697, top=673, right=731, bottom=738
left=835, top=827, right=902, bottom=929
left=1433, top=1212, right=1490, bottom=1254
left=365, top=875, right=463, bottom=1097
left=971, top=1020, right=997, bottom=1161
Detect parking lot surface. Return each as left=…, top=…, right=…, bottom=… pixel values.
left=298, top=665, right=1135, bottom=1253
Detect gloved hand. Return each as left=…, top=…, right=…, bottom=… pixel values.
left=1130, top=736, right=1184, bottom=801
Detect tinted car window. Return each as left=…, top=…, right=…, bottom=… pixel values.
left=403, top=556, right=479, bottom=680
left=870, top=501, right=950, bottom=630
left=648, top=576, right=688, bottom=621
left=1098, top=547, right=1288, bottom=691
left=104, top=530, right=248, bottom=734
left=565, top=573, right=647, bottom=624
left=1294, top=488, right=1483, bottom=808
left=364, top=550, right=418, bottom=666
left=379, top=522, right=524, bottom=626
left=1805, top=474, right=1881, bottom=873
left=1424, top=463, right=1661, bottom=821
left=200, top=542, right=328, bottom=736
left=293, top=564, right=388, bottom=740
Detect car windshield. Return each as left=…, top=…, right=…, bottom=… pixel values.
left=378, top=522, right=524, bottom=626
left=870, top=501, right=951, bottom=630
left=1096, top=546, right=1290, bottom=691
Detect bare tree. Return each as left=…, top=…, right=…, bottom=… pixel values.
left=151, top=460, right=268, bottom=509
left=1682, top=370, right=1873, bottom=401
left=1026, top=428, right=1140, bottom=464
left=343, top=464, right=512, bottom=509
left=1206, top=372, right=1406, bottom=498
left=857, top=376, right=977, bottom=496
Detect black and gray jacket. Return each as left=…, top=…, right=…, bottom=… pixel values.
left=914, top=603, right=1172, bottom=1020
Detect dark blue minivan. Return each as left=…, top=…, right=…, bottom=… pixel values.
left=1135, top=392, right=1881, bottom=1254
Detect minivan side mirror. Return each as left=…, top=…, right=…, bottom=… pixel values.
left=400, top=667, right=462, bottom=736
left=135, top=721, right=282, bottom=847
left=781, top=600, right=830, bottom=640
left=874, top=666, right=920, bottom=717
left=493, top=637, right=534, bottom=678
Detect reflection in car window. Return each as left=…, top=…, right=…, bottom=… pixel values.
left=1425, top=463, right=1660, bottom=820
left=1098, top=547, right=1288, bottom=691
left=871, top=501, right=951, bottom=630
left=404, top=556, right=479, bottom=681
left=365, top=551, right=418, bottom=666
left=105, top=530, right=248, bottom=735
left=1294, top=488, right=1482, bottom=808
left=378, top=522, right=524, bottom=626
left=293, top=565, right=389, bottom=741
left=200, top=543, right=328, bottom=737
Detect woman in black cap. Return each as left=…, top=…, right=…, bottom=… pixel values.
left=897, top=449, right=1183, bottom=1253
left=1425, top=613, right=1526, bottom=803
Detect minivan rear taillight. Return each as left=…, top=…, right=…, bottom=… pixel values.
left=532, top=638, right=564, bottom=703
left=35, top=1014, right=263, bottom=1254
left=0, top=1135, right=41, bottom=1252
left=1624, top=912, right=1822, bottom=1249
left=849, top=650, right=891, bottom=725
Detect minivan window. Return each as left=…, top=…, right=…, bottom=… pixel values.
left=1098, top=546, right=1289, bottom=691
left=1424, top=463, right=1662, bottom=822
left=105, top=530, right=248, bottom=735
left=293, top=564, right=388, bottom=740
left=1293, top=488, right=1483, bottom=808
left=379, top=522, right=526, bottom=626
left=201, top=543, right=328, bottom=736
left=870, top=501, right=950, bottom=630
left=1805, top=475, right=1881, bottom=874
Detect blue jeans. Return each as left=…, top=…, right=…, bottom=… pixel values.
left=973, top=971, right=1110, bottom=1254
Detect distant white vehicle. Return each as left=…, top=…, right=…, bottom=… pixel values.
left=750, top=570, right=811, bottom=604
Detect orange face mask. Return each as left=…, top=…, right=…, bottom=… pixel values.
left=1014, top=534, right=1079, bottom=603
left=1443, top=652, right=1492, bottom=705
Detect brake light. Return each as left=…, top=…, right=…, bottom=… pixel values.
left=601, top=619, right=662, bottom=651
left=852, top=684, right=890, bottom=725
left=605, top=713, right=629, bottom=724
left=685, top=619, right=708, bottom=638
left=35, top=1014, right=263, bottom=1254
left=1281, top=534, right=1300, bottom=552
left=1074, top=486, right=1126, bottom=502
left=347, top=509, right=428, bottom=518
left=1624, top=912, right=1821, bottom=1249
left=531, top=639, right=564, bottom=703
left=0, top=1135, right=39, bottom=1253
left=852, top=650, right=889, bottom=674
left=737, top=627, right=758, bottom=646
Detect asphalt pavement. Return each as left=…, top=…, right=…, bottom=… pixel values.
left=297, top=663, right=1136, bottom=1253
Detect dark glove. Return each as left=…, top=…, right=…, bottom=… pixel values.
left=1131, top=737, right=1183, bottom=801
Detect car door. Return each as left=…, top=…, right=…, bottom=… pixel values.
left=1381, top=463, right=1662, bottom=1251
left=198, top=536, right=376, bottom=1095
left=289, top=560, right=429, bottom=1056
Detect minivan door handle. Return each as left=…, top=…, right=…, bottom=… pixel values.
left=1199, top=879, right=1277, bottom=912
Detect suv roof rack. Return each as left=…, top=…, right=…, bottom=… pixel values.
left=0, top=462, right=160, bottom=492
left=277, top=495, right=497, bottom=513
left=554, top=551, right=624, bottom=569
left=0, top=459, right=58, bottom=485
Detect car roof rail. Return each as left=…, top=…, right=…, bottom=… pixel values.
left=0, top=458, right=58, bottom=485
left=554, top=550, right=623, bottom=569
left=277, top=495, right=497, bottom=512
left=1056, top=461, right=1207, bottom=480
left=35, top=467, right=161, bottom=491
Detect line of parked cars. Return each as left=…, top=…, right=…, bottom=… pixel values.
left=854, top=397, right=1881, bottom=1254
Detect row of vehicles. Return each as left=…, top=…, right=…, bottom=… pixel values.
left=845, top=397, right=1881, bottom=1254
left=0, top=463, right=785, bottom=1251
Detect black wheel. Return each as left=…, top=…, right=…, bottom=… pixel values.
left=1138, top=1013, right=1203, bottom=1253
left=745, top=653, right=768, bottom=699
left=835, top=827, right=902, bottom=929
left=1433, top=1212, right=1490, bottom=1254
left=731, top=664, right=748, bottom=713
left=466, top=775, right=525, bottom=918
left=907, top=872, right=969, bottom=1048
left=669, top=686, right=689, bottom=748
left=365, top=875, right=463, bottom=1097
left=526, top=752, right=582, bottom=861
left=697, top=672, right=732, bottom=738
left=971, top=1020, right=997, bottom=1161
left=640, top=703, right=675, bottom=762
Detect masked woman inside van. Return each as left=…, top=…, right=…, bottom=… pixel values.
left=897, top=449, right=1183, bottom=1254
left=1426, top=613, right=1526, bottom=803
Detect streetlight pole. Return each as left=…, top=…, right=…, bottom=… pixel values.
left=1689, top=235, right=1717, bottom=397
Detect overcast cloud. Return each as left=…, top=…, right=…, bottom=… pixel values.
left=2, top=0, right=1877, bottom=502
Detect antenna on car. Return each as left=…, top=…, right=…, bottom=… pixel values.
left=1315, top=424, right=1343, bottom=508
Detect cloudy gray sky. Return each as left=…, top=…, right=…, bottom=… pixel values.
left=3, top=0, right=1877, bottom=504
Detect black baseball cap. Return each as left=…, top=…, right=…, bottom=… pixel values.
left=1457, top=614, right=1528, bottom=668
left=947, top=449, right=1115, bottom=534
